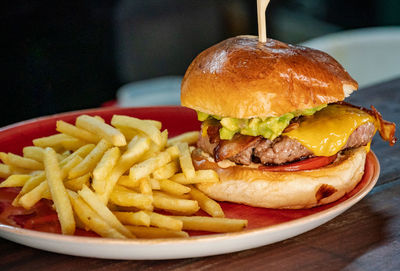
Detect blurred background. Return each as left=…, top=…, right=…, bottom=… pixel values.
left=2, top=0, right=400, bottom=127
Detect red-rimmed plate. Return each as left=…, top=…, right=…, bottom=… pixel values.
left=0, top=106, right=380, bottom=259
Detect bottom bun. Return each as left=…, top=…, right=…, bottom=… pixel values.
left=194, top=147, right=367, bottom=209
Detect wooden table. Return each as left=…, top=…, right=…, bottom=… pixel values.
left=1, top=78, right=399, bottom=271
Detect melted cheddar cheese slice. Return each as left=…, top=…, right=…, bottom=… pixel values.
left=284, top=104, right=376, bottom=156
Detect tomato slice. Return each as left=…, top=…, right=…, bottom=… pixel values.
left=258, top=154, right=337, bottom=172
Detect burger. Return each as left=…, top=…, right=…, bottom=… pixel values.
left=181, top=35, right=396, bottom=209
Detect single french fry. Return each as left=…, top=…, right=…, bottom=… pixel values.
left=19, top=181, right=48, bottom=209
left=129, top=151, right=171, bottom=181
left=117, top=175, right=140, bottom=189
left=44, top=147, right=75, bottom=235
left=171, top=170, right=219, bottom=184
left=68, top=190, right=126, bottom=239
left=152, top=160, right=179, bottom=180
left=189, top=187, right=224, bottom=218
left=139, top=177, right=152, bottom=195
left=0, top=174, right=31, bottom=188
left=146, top=211, right=183, bottom=231
left=78, top=185, right=133, bottom=238
left=76, top=115, right=126, bottom=147
left=6, top=153, right=43, bottom=170
left=171, top=216, right=247, bottom=233
left=0, top=163, right=12, bottom=178
left=23, top=146, right=45, bottom=162
left=113, top=211, right=150, bottom=227
left=92, top=147, right=120, bottom=194
left=33, top=134, right=86, bottom=151
left=64, top=173, right=90, bottom=191
left=110, top=186, right=153, bottom=211
left=152, top=191, right=199, bottom=214
left=70, top=144, right=96, bottom=159
left=68, top=139, right=110, bottom=179
left=56, top=120, right=100, bottom=143
left=167, top=131, right=199, bottom=147
left=159, top=179, right=191, bottom=196
left=125, top=225, right=188, bottom=239
left=177, top=143, right=195, bottom=181
left=23, top=146, right=65, bottom=163
left=111, top=115, right=162, bottom=146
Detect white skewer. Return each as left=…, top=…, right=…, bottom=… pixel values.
left=257, top=0, right=270, bottom=43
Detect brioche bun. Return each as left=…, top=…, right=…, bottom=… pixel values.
left=193, top=147, right=367, bottom=209
left=181, top=35, right=358, bottom=118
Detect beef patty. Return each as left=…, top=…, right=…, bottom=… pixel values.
left=197, top=122, right=375, bottom=165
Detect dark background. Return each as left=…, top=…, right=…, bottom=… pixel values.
left=1, top=0, right=399, bottom=127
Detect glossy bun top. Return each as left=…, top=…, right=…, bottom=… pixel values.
left=181, top=35, right=358, bottom=118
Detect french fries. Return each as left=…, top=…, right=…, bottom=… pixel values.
left=177, top=143, right=196, bottom=181
left=44, top=147, right=75, bottom=235
left=171, top=216, right=248, bottom=233
left=92, top=147, right=120, bottom=194
left=0, top=174, right=30, bottom=188
left=76, top=115, right=126, bottom=147
left=0, top=113, right=249, bottom=240
left=56, top=120, right=100, bottom=143
left=111, top=115, right=162, bottom=146
left=167, top=131, right=199, bottom=147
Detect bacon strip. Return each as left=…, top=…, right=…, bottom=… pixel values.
left=214, top=134, right=262, bottom=162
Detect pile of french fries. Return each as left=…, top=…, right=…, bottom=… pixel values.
left=0, top=114, right=247, bottom=239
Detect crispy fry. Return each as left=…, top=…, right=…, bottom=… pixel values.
left=19, top=180, right=48, bottom=209
left=68, top=190, right=126, bottom=239
left=68, top=139, right=110, bottom=179
left=117, top=175, right=140, bottom=189
left=23, top=146, right=65, bottom=163
left=113, top=211, right=150, bottom=227
left=189, top=186, right=224, bottom=218
left=92, top=147, right=120, bottom=194
left=167, top=131, right=199, bottom=147
left=56, top=120, right=100, bottom=143
left=152, top=160, right=179, bottom=180
left=152, top=191, right=199, bottom=214
left=177, top=143, right=195, bottom=181
left=78, top=185, right=133, bottom=238
left=4, top=153, right=43, bottom=170
left=171, top=170, right=219, bottom=184
left=0, top=174, right=31, bottom=188
left=110, top=186, right=153, bottom=211
left=76, top=115, right=126, bottom=147
left=159, top=179, right=191, bottom=196
left=44, top=147, right=75, bottom=235
left=33, top=134, right=86, bottom=151
left=129, top=151, right=171, bottom=181
left=70, top=144, right=96, bottom=159
left=111, top=115, right=162, bottom=146
left=146, top=211, right=183, bottom=231
left=171, top=216, right=247, bottom=233
left=125, top=225, right=188, bottom=239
